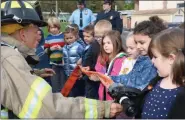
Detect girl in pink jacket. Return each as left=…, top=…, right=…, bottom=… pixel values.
left=95, top=30, right=127, bottom=100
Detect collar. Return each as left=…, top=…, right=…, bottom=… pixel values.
left=137, top=55, right=151, bottom=63
left=84, top=45, right=90, bottom=50
left=78, top=8, right=86, bottom=11
left=65, top=41, right=77, bottom=48
left=49, top=32, right=62, bottom=36
left=104, top=9, right=111, bottom=13
left=1, top=33, right=36, bottom=58
left=142, top=76, right=162, bottom=93
left=106, top=52, right=127, bottom=75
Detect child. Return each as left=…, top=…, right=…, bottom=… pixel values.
left=116, top=32, right=139, bottom=119
left=138, top=28, right=185, bottom=119
left=67, top=24, right=86, bottom=48
left=95, top=30, right=127, bottom=101
left=84, top=20, right=112, bottom=99
left=34, top=28, right=51, bottom=85
left=121, top=30, right=130, bottom=50
left=44, top=17, right=65, bottom=93
left=109, top=16, right=167, bottom=90
left=81, top=24, right=95, bottom=65
left=63, top=26, right=84, bottom=97
left=77, top=25, right=95, bottom=97
left=119, top=32, right=140, bottom=75
left=76, top=24, right=95, bottom=65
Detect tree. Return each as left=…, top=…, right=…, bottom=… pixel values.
left=38, top=0, right=134, bottom=13
left=122, top=0, right=134, bottom=10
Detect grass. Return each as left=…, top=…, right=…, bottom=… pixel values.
left=42, top=22, right=69, bottom=38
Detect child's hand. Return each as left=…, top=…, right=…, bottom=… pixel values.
left=79, top=66, right=90, bottom=71
left=83, top=66, right=90, bottom=71
left=77, top=58, right=82, bottom=65
left=89, top=74, right=100, bottom=81
left=99, top=77, right=111, bottom=89
left=50, top=45, right=58, bottom=50
left=55, top=44, right=62, bottom=50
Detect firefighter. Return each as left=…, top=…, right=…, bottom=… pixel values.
left=1, top=0, right=122, bottom=119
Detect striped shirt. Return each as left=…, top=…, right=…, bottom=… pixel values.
left=44, top=33, right=65, bottom=65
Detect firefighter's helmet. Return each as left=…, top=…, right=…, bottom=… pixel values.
left=27, top=0, right=44, bottom=21
left=1, top=0, right=47, bottom=27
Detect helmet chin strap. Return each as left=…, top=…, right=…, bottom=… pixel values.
left=25, top=55, right=40, bottom=66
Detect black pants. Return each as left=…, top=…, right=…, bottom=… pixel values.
left=68, top=79, right=85, bottom=97
left=85, top=76, right=100, bottom=99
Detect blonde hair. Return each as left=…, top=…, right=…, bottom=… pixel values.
left=47, top=17, right=61, bottom=29
left=126, top=32, right=134, bottom=40
left=94, top=20, right=112, bottom=36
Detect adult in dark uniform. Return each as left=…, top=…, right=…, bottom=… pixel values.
left=95, top=0, right=123, bottom=33
left=69, top=0, right=96, bottom=40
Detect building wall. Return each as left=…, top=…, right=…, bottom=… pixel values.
left=139, top=1, right=164, bottom=10
left=122, top=15, right=128, bottom=28
left=139, top=1, right=184, bottom=10
left=173, top=9, right=185, bottom=22
left=131, top=1, right=184, bottom=29
left=167, top=1, right=184, bottom=9
left=131, top=14, right=172, bottom=28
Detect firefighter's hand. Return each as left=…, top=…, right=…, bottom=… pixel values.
left=110, top=103, right=123, bottom=118
left=39, top=68, right=56, bottom=78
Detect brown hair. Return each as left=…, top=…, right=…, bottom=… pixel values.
left=83, top=24, right=94, bottom=36
left=150, top=28, right=185, bottom=86
left=69, top=24, right=79, bottom=33
left=99, top=30, right=126, bottom=65
left=64, top=24, right=78, bottom=37
left=134, top=16, right=167, bottom=38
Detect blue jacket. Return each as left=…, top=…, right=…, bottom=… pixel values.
left=63, top=41, right=84, bottom=76
left=77, top=38, right=86, bottom=48
left=111, top=56, right=157, bottom=90
left=34, top=28, right=50, bottom=69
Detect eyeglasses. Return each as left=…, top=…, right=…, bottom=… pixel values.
left=94, top=36, right=103, bottom=40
